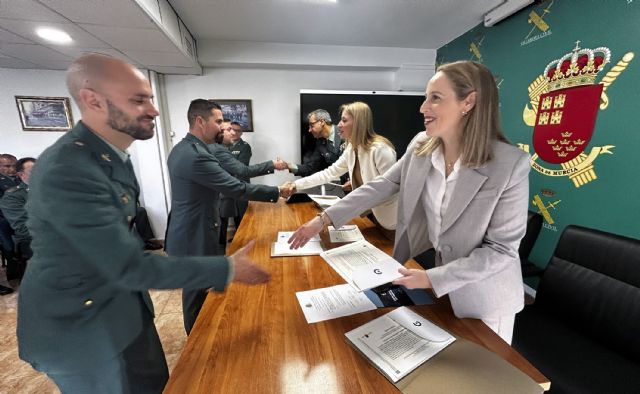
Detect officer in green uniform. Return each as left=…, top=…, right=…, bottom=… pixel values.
left=166, top=99, right=285, bottom=335
left=0, top=154, right=19, bottom=289
left=215, top=122, right=288, bottom=245
left=0, top=157, right=36, bottom=262
left=17, top=54, right=270, bottom=394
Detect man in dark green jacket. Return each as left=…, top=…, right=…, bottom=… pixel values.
left=17, top=54, right=270, bottom=394
left=0, top=157, right=36, bottom=262
left=166, top=99, right=286, bottom=334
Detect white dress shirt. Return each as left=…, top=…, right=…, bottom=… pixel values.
left=421, top=146, right=460, bottom=248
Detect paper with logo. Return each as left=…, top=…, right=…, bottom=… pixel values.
left=320, top=240, right=403, bottom=291
left=308, top=194, right=341, bottom=209
left=295, top=284, right=377, bottom=324
left=345, top=307, right=455, bottom=383
left=328, top=225, right=364, bottom=243
left=271, top=231, right=323, bottom=257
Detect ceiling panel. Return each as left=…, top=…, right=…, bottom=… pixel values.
left=0, top=18, right=110, bottom=47
left=0, top=56, right=38, bottom=69
left=124, top=49, right=195, bottom=67
left=0, top=27, right=34, bottom=44
left=39, top=0, right=158, bottom=29
left=0, top=0, right=69, bottom=22
left=52, top=46, right=137, bottom=64
left=0, top=43, right=73, bottom=63
left=79, top=24, right=180, bottom=52
left=169, top=0, right=502, bottom=49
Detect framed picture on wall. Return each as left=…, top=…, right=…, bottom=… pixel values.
left=15, top=96, right=74, bottom=131
left=215, top=99, right=253, bottom=132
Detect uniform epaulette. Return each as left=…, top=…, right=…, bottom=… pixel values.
left=5, top=186, right=19, bottom=194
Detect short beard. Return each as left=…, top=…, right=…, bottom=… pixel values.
left=214, top=131, right=224, bottom=144
left=106, top=99, right=154, bottom=140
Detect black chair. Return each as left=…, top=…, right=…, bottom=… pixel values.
left=519, top=210, right=544, bottom=278
left=512, top=225, right=640, bottom=393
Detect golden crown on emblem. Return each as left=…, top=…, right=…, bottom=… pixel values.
left=543, top=42, right=611, bottom=91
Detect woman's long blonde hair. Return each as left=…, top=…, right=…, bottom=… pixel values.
left=415, top=61, right=508, bottom=167
left=340, top=101, right=394, bottom=151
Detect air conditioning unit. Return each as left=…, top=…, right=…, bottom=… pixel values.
left=484, top=0, right=534, bottom=27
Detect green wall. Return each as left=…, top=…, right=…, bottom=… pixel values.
left=437, top=0, right=640, bottom=278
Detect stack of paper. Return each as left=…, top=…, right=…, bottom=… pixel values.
left=320, top=240, right=404, bottom=291
left=345, top=307, right=455, bottom=383
left=271, top=231, right=324, bottom=257
left=328, top=225, right=364, bottom=243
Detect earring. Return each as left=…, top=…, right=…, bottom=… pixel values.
left=462, top=110, right=468, bottom=116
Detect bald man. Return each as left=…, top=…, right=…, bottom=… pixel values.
left=17, top=54, right=270, bottom=393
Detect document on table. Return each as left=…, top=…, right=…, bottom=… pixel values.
left=328, top=225, right=364, bottom=243
left=345, top=307, right=455, bottom=383
left=271, top=231, right=324, bottom=257
left=308, top=194, right=341, bottom=209
left=295, top=284, right=377, bottom=323
left=320, top=240, right=403, bottom=291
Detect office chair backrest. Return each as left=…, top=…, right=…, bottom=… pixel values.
left=536, top=225, right=640, bottom=361
left=518, top=211, right=542, bottom=262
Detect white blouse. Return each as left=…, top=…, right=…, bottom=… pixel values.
left=421, top=146, right=461, bottom=248
left=294, top=141, right=398, bottom=230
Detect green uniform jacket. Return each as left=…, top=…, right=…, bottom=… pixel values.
left=293, top=126, right=344, bottom=177
left=165, top=134, right=278, bottom=257
left=18, top=121, right=232, bottom=373
left=209, top=142, right=274, bottom=218
left=0, top=174, right=19, bottom=200
left=0, top=181, right=30, bottom=243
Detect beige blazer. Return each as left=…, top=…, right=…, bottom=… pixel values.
left=325, top=132, right=530, bottom=319
left=295, top=141, right=398, bottom=230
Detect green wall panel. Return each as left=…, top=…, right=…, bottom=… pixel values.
left=437, top=0, right=640, bottom=273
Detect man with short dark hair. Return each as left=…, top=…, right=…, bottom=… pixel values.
left=18, top=54, right=271, bottom=393
left=0, top=153, right=19, bottom=286
left=166, top=99, right=288, bottom=334
left=0, top=154, right=18, bottom=197
left=1, top=157, right=36, bottom=261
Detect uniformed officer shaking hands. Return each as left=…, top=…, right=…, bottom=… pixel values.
left=166, top=99, right=291, bottom=335
left=17, top=54, right=270, bottom=394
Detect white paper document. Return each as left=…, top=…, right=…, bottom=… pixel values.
left=295, top=284, right=377, bottom=323
left=308, top=194, right=341, bottom=209
left=345, top=307, right=456, bottom=383
left=328, top=225, right=365, bottom=243
left=271, top=231, right=323, bottom=257
left=320, top=240, right=404, bottom=291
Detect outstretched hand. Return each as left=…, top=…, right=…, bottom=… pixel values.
left=391, top=267, right=432, bottom=289
left=230, top=240, right=271, bottom=284
left=273, top=157, right=289, bottom=171
left=279, top=182, right=296, bottom=198
left=288, top=216, right=324, bottom=249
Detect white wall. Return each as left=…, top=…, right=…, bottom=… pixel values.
left=163, top=66, right=413, bottom=187
left=0, top=68, right=79, bottom=158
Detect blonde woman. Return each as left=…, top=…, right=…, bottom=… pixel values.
left=289, top=61, right=529, bottom=344
left=283, top=101, right=398, bottom=233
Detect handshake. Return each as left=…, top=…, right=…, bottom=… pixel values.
left=278, top=181, right=297, bottom=199
left=272, top=157, right=290, bottom=171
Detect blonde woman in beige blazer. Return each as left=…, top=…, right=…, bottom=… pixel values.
left=284, top=102, right=398, bottom=230
left=289, top=61, right=529, bottom=344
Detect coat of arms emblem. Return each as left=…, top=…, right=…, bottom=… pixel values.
left=532, top=45, right=609, bottom=164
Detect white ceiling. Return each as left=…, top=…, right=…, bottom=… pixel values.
left=0, top=0, right=504, bottom=73
left=169, top=0, right=502, bottom=49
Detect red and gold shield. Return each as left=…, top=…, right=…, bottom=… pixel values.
left=532, top=84, right=603, bottom=164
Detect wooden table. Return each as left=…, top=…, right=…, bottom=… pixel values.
left=165, top=201, right=549, bottom=393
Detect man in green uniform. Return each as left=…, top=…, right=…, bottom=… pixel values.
left=0, top=157, right=36, bottom=265
left=0, top=154, right=19, bottom=290
left=17, top=54, right=270, bottom=393
left=166, top=99, right=288, bottom=334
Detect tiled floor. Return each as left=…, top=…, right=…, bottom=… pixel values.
left=0, top=267, right=188, bottom=393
